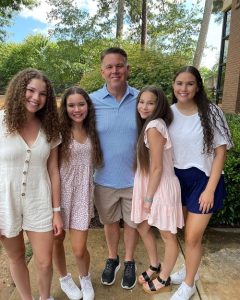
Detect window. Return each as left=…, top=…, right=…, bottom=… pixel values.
left=216, top=9, right=231, bottom=104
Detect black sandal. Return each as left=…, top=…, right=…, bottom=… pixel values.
left=138, top=264, right=161, bottom=285
left=143, top=276, right=171, bottom=294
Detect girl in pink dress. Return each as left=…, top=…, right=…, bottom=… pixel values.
left=53, top=87, right=103, bottom=300
left=131, top=86, right=184, bottom=295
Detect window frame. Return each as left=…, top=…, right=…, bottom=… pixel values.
left=216, top=9, right=231, bottom=104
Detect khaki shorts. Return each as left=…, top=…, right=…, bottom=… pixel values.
left=94, top=184, right=137, bottom=228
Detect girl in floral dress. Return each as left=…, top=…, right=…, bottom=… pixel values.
left=53, top=87, right=103, bottom=300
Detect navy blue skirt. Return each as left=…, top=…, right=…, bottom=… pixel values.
left=174, top=167, right=226, bottom=214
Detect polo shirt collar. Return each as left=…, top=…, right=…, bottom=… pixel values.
left=102, top=83, right=134, bottom=100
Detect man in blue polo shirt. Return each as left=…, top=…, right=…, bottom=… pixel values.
left=90, top=47, right=139, bottom=289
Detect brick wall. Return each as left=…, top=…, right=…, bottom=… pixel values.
left=222, top=0, right=240, bottom=113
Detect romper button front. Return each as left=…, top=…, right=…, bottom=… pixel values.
left=21, top=193, right=25, bottom=196
left=27, top=149, right=31, bottom=153
left=23, top=171, right=27, bottom=175
left=25, top=160, right=29, bottom=163
left=22, top=182, right=26, bottom=186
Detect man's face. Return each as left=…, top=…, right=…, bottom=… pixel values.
left=101, top=53, right=129, bottom=90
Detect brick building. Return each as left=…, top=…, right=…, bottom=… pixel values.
left=216, top=0, right=240, bottom=113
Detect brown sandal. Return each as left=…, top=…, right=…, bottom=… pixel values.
left=142, top=276, right=171, bottom=294
left=138, top=264, right=161, bottom=285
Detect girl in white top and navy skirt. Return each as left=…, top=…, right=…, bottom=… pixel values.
left=168, top=66, right=233, bottom=300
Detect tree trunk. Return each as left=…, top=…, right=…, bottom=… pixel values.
left=193, top=0, right=213, bottom=68
left=141, top=0, right=147, bottom=50
left=116, top=0, right=125, bottom=38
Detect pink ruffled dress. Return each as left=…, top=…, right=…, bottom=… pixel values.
left=131, top=118, right=184, bottom=234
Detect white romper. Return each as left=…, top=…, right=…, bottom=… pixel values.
left=0, top=110, right=61, bottom=238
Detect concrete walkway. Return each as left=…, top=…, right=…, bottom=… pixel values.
left=9, top=228, right=240, bottom=300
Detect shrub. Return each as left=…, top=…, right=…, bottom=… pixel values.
left=80, top=40, right=191, bottom=95
left=211, top=113, right=240, bottom=227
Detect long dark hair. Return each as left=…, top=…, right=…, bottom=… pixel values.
left=59, top=86, right=103, bottom=168
left=172, top=66, right=233, bottom=153
left=135, top=86, right=173, bottom=174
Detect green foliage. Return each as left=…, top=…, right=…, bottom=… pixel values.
left=0, top=34, right=84, bottom=94
left=47, top=0, right=201, bottom=52
left=212, top=0, right=224, bottom=23
left=211, top=114, right=240, bottom=227
left=0, top=36, right=192, bottom=95
left=47, top=0, right=114, bottom=44
left=0, top=0, right=36, bottom=16
left=128, top=49, right=191, bottom=95
left=200, top=66, right=218, bottom=81
left=200, top=66, right=218, bottom=101
left=0, top=43, right=17, bottom=92
left=0, top=14, right=11, bottom=42
left=140, top=1, right=201, bottom=53
left=80, top=39, right=192, bottom=95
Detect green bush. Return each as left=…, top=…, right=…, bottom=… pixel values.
left=80, top=40, right=191, bottom=95
left=211, top=113, right=240, bottom=226
left=0, top=35, right=85, bottom=94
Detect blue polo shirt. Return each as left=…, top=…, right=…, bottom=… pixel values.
left=90, top=84, right=139, bottom=189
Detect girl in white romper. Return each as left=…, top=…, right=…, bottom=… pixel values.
left=0, top=68, right=62, bottom=300
left=53, top=87, right=103, bottom=300
left=131, top=86, right=184, bottom=295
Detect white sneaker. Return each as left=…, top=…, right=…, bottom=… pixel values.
left=80, top=273, right=95, bottom=300
left=60, top=273, right=83, bottom=300
left=39, top=297, right=54, bottom=300
left=170, top=282, right=196, bottom=300
left=171, top=265, right=199, bottom=285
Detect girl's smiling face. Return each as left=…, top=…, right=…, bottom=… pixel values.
left=173, top=72, right=199, bottom=104
left=66, top=93, right=88, bottom=124
left=25, top=78, right=47, bottom=115
left=137, top=91, right=157, bottom=119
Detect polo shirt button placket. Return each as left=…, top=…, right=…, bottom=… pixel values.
left=21, top=148, right=31, bottom=198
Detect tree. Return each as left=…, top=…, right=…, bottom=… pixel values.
left=47, top=0, right=116, bottom=43
left=193, top=0, right=213, bottom=68
left=140, top=0, right=147, bottom=50
left=0, top=0, right=36, bottom=15
left=116, top=0, right=125, bottom=38
left=212, top=0, right=224, bottom=23
left=146, top=1, right=201, bottom=54
left=47, top=0, right=201, bottom=54
left=47, top=0, right=97, bottom=44
left=0, top=0, right=37, bottom=41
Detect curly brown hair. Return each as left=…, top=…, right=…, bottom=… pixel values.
left=172, top=66, right=233, bottom=153
left=59, top=86, right=103, bottom=168
left=135, top=86, right=173, bottom=174
left=3, top=68, right=60, bottom=142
